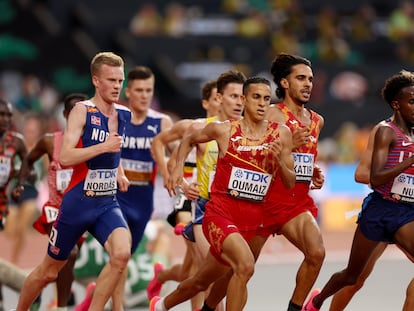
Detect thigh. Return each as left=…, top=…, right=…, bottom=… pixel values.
left=346, top=226, right=380, bottom=277
left=280, top=211, right=323, bottom=253
left=394, top=221, right=414, bottom=259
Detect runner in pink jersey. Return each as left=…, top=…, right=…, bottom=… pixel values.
left=305, top=70, right=414, bottom=311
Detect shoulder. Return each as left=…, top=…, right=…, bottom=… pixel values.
left=115, top=103, right=131, bottom=113
left=147, top=108, right=169, bottom=119
left=189, top=118, right=207, bottom=131
left=277, top=123, right=292, bottom=135
left=266, top=104, right=285, bottom=122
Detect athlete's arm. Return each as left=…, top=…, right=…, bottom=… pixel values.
left=272, top=124, right=296, bottom=189
left=117, top=164, right=130, bottom=192
left=370, top=125, right=414, bottom=187
left=12, top=134, right=53, bottom=201
left=167, top=121, right=227, bottom=196
left=151, top=118, right=191, bottom=188
left=355, top=123, right=381, bottom=184
left=59, top=104, right=123, bottom=167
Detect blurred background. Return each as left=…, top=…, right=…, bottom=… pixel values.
left=2, top=0, right=414, bottom=229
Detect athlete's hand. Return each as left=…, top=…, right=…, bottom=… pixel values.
left=167, top=167, right=184, bottom=197
left=292, top=127, right=311, bottom=149
left=311, top=164, right=324, bottom=190
left=11, top=184, right=24, bottom=202
left=105, top=132, right=123, bottom=153
left=268, top=139, right=282, bottom=161
left=183, top=181, right=200, bottom=200
left=117, top=174, right=130, bottom=192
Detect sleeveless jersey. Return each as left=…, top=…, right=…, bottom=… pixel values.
left=375, top=122, right=414, bottom=203
left=64, top=100, right=131, bottom=197
left=118, top=109, right=163, bottom=208
left=210, top=119, right=279, bottom=202
left=0, top=131, right=22, bottom=208
left=206, top=119, right=281, bottom=232
left=271, top=103, right=321, bottom=194
left=196, top=116, right=219, bottom=199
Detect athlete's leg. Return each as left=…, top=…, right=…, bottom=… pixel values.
left=311, top=226, right=379, bottom=309
left=329, top=242, right=387, bottom=311
left=280, top=212, right=325, bottom=308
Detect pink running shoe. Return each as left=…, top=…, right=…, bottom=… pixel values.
left=174, top=222, right=186, bottom=235
left=74, top=282, right=96, bottom=311
left=302, top=289, right=321, bottom=311
left=149, top=296, right=161, bottom=311
left=147, top=262, right=164, bottom=300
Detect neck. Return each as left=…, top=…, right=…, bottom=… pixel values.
left=90, top=96, right=115, bottom=117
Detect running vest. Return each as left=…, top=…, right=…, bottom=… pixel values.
left=120, top=109, right=163, bottom=187
left=278, top=103, right=320, bottom=184
left=65, top=100, right=131, bottom=197
left=375, top=122, right=414, bottom=203
left=0, top=131, right=21, bottom=188
left=210, top=119, right=280, bottom=202
left=196, top=116, right=219, bottom=199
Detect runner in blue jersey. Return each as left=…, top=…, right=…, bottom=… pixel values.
left=115, top=66, right=173, bottom=310
left=75, top=66, right=174, bottom=311
left=14, top=52, right=132, bottom=311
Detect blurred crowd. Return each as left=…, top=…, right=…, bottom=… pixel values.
left=129, top=0, right=414, bottom=64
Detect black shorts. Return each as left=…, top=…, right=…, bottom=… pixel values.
left=166, top=199, right=192, bottom=227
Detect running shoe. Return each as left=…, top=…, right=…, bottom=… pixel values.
left=149, top=296, right=161, bottom=311
left=147, top=262, right=164, bottom=300
left=174, top=222, right=186, bottom=235
left=74, top=282, right=96, bottom=311
left=302, top=289, right=321, bottom=311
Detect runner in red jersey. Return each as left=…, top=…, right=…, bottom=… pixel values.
left=260, top=53, right=325, bottom=311
left=149, top=77, right=295, bottom=311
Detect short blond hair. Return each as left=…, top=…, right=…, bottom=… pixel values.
left=90, top=52, right=124, bottom=76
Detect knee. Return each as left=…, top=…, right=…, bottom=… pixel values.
left=67, top=245, right=79, bottom=263
left=338, top=270, right=360, bottom=287
left=36, top=265, right=59, bottom=285
left=305, top=245, right=325, bottom=266
left=111, top=249, right=131, bottom=270
left=233, top=258, right=255, bottom=281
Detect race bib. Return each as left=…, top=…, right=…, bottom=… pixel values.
left=0, top=156, right=11, bottom=187
left=83, top=168, right=117, bottom=197
left=121, top=158, right=153, bottom=186
left=227, top=166, right=271, bottom=201
left=173, top=188, right=187, bottom=210
left=293, top=152, right=314, bottom=182
left=44, top=205, right=59, bottom=223
left=56, top=168, right=73, bottom=192
left=391, top=173, right=414, bottom=203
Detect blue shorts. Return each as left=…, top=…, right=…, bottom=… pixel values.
left=117, top=186, right=153, bottom=253
left=182, top=196, right=209, bottom=242
left=48, top=184, right=128, bottom=260
left=358, top=191, right=414, bottom=243
left=194, top=196, right=208, bottom=224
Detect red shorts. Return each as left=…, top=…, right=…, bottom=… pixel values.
left=33, top=201, right=88, bottom=246
left=202, top=208, right=258, bottom=265
left=33, top=201, right=60, bottom=235
left=258, top=191, right=318, bottom=238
